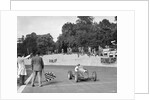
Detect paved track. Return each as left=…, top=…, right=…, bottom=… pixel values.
left=20, top=65, right=117, bottom=93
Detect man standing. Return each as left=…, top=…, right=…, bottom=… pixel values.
left=99, top=46, right=103, bottom=56
left=31, top=51, right=44, bottom=87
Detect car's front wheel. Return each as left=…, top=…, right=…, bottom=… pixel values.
left=92, top=71, right=97, bottom=81
left=75, top=72, right=79, bottom=82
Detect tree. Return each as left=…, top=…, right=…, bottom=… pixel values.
left=76, top=16, right=94, bottom=25
left=36, top=33, right=54, bottom=54
left=17, top=32, right=55, bottom=56
left=56, top=16, right=117, bottom=53
left=23, top=32, right=37, bottom=55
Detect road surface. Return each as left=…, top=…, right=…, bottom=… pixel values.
left=18, top=65, right=117, bottom=93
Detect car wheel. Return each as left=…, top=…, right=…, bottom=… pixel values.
left=92, top=71, right=97, bottom=81
left=75, top=72, right=78, bottom=82
left=68, top=71, right=72, bottom=80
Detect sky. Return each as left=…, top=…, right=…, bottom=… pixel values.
left=17, top=16, right=115, bottom=42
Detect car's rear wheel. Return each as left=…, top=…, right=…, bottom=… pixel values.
left=68, top=71, right=72, bottom=80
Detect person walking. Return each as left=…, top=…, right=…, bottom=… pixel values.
left=31, top=51, right=44, bottom=87
left=88, top=46, right=91, bottom=57
left=17, top=53, right=31, bottom=85
left=98, top=46, right=102, bottom=56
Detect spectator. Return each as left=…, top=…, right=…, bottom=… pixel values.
left=17, top=53, right=31, bottom=85
left=62, top=49, right=64, bottom=54
left=31, top=51, right=44, bottom=87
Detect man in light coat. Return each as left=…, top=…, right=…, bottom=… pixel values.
left=31, top=51, right=44, bottom=87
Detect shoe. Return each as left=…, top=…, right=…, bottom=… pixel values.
left=20, top=83, right=25, bottom=85
left=31, top=84, right=35, bottom=87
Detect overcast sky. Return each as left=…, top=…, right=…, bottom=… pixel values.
left=17, top=16, right=115, bottom=42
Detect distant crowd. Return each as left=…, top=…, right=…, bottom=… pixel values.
left=50, top=45, right=116, bottom=58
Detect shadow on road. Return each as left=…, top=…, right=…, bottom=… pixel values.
left=42, top=80, right=61, bottom=86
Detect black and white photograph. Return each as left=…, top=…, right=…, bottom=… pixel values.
left=1, top=0, right=149, bottom=99
left=17, top=16, right=117, bottom=93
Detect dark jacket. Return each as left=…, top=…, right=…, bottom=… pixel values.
left=31, top=55, right=44, bottom=71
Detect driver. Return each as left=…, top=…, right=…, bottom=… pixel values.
left=75, top=64, right=88, bottom=77
left=75, top=64, right=85, bottom=72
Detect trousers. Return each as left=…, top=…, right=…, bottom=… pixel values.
left=31, top=71, right=42, bottom=86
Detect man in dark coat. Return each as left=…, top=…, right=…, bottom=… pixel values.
left=31, top=52, right=44, bottom=87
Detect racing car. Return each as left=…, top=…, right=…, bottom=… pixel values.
left=67, top=64, right=97, bottom=82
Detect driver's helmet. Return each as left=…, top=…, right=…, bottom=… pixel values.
left=77, top=64, right=80, bottom=66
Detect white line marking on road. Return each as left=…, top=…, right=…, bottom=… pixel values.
left=17, top=73, right=33, bottom=93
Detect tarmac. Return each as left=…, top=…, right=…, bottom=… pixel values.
left=18, top=65, right=117, bottom=93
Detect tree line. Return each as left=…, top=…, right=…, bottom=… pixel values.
left=17, top=16, right=117, bottom=56
left=56, top=16, right=117, bottom=53
left=17, top=32, right=55, bottom=56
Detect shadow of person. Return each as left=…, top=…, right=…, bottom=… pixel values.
left=42, top=80, right=61, bottom=86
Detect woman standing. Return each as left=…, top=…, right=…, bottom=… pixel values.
left=17, top=53, right=32, bottom=85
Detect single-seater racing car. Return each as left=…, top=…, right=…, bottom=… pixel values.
left=68, top=64, right=97, bottom=82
